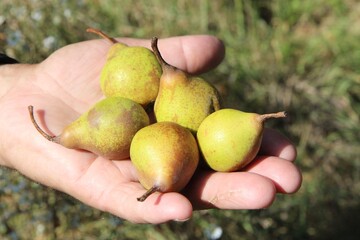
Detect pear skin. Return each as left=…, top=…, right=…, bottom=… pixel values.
left=87, top=28, right=162, bottom=106
left=151, top=37, right=221, bottom=134
left=29, top=97, right=149, bottom=160
left=196, top=109, right=286, bottom=172
left=100, top=47, right=161, bottom=106
left=130, top=122, right=199, bottom=202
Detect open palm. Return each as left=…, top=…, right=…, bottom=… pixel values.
left=0, top=36, right=301, bottom=223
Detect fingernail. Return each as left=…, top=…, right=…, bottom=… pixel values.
left=173, top=217, right=191, bottom=222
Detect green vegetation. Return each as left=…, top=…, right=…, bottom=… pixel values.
left=1, top=0, right=359, bottom=239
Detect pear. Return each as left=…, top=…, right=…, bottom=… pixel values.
left=28, top=97, right=149, bottom=160
left=130, top=122, right=199, bottom=202
left=196, top=109, right=286, bottom=172
left=87, top=28, right=162, bottom=106
left=151, top=37, right=221, bottom=134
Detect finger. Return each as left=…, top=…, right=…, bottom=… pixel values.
left=183, top=170, right=277, bottom=210
left=259, top=128, right=297, bottom=161
left=95, top=35, right=225, bottom=74
left=244, top=156, right=302, bottom=194
left=62, top=158, right=192, bottom=224
left=153, top=35, right=225, bottom=74
left=99, top=185, right=193, bottom=224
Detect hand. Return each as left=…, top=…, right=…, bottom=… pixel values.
left=0, top=36, right=301, bottom=224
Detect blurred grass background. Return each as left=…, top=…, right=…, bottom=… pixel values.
left=1, top=0, right=359, bottom=239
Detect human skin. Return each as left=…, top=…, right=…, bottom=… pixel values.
left=0, top=35, right=302, bottom=224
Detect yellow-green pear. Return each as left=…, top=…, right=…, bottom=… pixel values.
left=87, top=28, right=162, bottom=106
left=130, top=122, right=199, bottom=202
left=28, top=97, right=149, bottom=160
left=197, top=109, right=286, bottom=172
left=151, top=37, right=221, bottom=134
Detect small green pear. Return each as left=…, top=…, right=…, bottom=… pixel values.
left=87, top=28, right=162, bottom=106
left=151, top=37, right=221, bottom=134
left=28, top=97, right=149, bottom=160
left=130, top=122, right=199, bottom=202
left=197, top=109, right=286, bottom=172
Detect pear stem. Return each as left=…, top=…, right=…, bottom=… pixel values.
left=28, top=105, right=57, bottom=142
left=137, top=185, right=160, bottom=202
left=258, top=111, right=287, bottom=122
left=151, top=37, right=173, bottom=69
left=86, top=27, right=117, bottom=44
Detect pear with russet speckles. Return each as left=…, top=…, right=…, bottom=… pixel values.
left=28, top=97, right=149, bottom=160
left=87, top=28, right=162, bottom=106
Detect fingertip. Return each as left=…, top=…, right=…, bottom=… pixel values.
left=269, top=160, right=302, bottom=194
left=246, top=157, right=302, bottom=194
left=136, top=192, right=193, bottom=223
left=161, top=193, right=193, bottom=222
left=187, top=171, right=277, bottom=210
left=183, top=35, right=225, bottom=74
left=282, top=164, right=302, bottom=194
left=242, top=174, right=277, bottom=209
left=278, top=142, right=297, bottom=161
left=123, top=35, right=225, bottom=74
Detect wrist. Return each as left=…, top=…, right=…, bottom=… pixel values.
left=0, top=62, right=37, bottom=167
left=0, top=53, right=20, bottom=98
left=0, top=63, right=36, bottom=98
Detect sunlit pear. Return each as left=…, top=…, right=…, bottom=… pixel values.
left=87, top=28, right=162, bottom=106
left=29, top=97, right=149, bottom=160
left=197, top=109, right=286, bottom=172
left=151, top=37, right=221, bottom=134
left=130, top=122, right=199, bottom=202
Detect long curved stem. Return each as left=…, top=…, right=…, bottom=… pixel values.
left=28, top=105, right=57, bottom=142
left=86, top=27, right=117, bottom=44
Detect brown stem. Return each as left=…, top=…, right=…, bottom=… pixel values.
left=151, top=37, right=172, bottom=69
left=137, top=185, right=160, bottom=202
left=258, top=111, right=287, bottom=122
left=86, top=27, right=117, bottom=44
left=28, top=105, right=57, bottom=142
